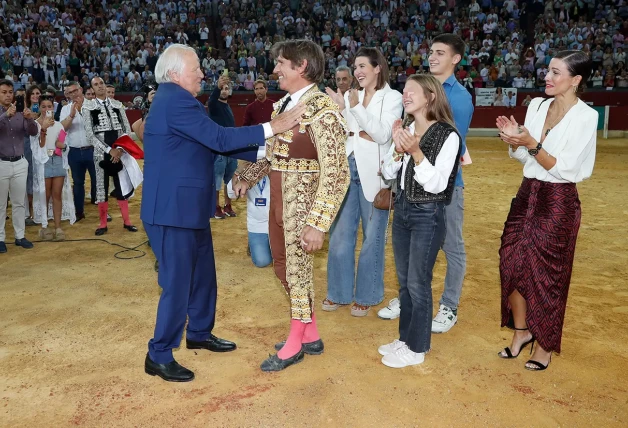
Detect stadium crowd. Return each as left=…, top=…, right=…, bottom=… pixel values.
left=0, top=0, right=627, bottom=94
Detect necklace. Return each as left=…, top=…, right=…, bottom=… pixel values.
left=544, top=99, right=577, bottom=137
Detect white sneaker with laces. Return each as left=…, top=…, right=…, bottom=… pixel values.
left=377, top=298, right=401, bottom=320
left=381, top=344, right=425, bottom=368
left=431, top=304, right=458, bottom=333
left=378, top=339, right=406, bottom=356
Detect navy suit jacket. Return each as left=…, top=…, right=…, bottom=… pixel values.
left=141, top=83, right=264, bottom=229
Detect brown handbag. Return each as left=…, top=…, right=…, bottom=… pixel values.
left=372, top=92, right=394, bottom=211
left=373, top=187, right=394, bottom=210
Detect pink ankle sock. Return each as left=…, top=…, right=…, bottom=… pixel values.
left=117, top=200, right=131, bottom=226
left=302, top=313, right=320, bottom=343
left=277, top=319, right=306, bottom=359
left=98, top=202, right=109, bottom=228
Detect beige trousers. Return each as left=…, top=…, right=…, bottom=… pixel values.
left=0, top=158, right=28, bottom=241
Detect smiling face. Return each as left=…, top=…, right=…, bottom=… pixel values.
left=402, top=79, right=432, bottom=117
left=273, top=55, right=305, bottom=94
left=428, top=42, right=460, bottom=78
left=353, top=56, right=379, bottom=90
left=544, top=58, right=581, bottom=96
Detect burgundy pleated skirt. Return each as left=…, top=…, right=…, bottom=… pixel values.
left=499, top=178, right=581, bottom=353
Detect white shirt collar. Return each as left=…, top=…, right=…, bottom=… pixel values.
left=288, top=83, right=315, bottom=105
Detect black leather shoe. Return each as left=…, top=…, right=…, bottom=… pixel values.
left=274, top=339, right=324, bottom=355
left=144, top=353, right=194, bottom=382
left=0, top=241, right=6, bottom=253
left=186, top=334, right=236, bottom=352
left=95, top=227, right=108, bottom=236
left=124, top=224, right=138, bottom=232
left=75, top=213, right=85, bottom=222
left=15, top=238, right=34, bottom=249
left=260, top=350, right=305, bottom=372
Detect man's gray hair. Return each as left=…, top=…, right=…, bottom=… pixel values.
left=155, top=44, right=198, bottom=84
left=335, top=65, right=353, bottom=75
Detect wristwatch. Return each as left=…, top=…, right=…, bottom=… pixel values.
left=528, top=143, right=542, bottom=157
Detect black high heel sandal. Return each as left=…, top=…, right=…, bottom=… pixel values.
left=525, top=354, right=552, bottom=371
left=498, top=327, right=535, bottom=359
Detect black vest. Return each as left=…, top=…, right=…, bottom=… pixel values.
left=397, top=122, right=461, bottom=204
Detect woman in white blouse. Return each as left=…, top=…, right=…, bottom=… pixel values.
left=324, top=47, right=403, bottom=317
left=378, top=74, right=461, bottom=368
left=30, top=96, right=75, bottom=241
left=496, top=51, right=596, bottom=371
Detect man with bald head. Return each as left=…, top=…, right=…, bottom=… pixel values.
left=82, top=76, right=137, bottom=235
left=141, top=44, right=305, bottom=382
left=334, top=65, right=354, bottom=95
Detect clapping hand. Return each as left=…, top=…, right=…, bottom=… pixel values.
left=496, top=115, right=535, bottom=148
left=394, top=127, right=421, bottom=157
left=347, top=88, right=359, bottom=108
left=325, top=87, right=346, bottom=111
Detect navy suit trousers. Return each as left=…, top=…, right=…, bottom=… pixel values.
left=144, top=222, right=217, bottom=364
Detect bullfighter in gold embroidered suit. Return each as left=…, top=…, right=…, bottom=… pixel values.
left=235, top=40, right=350, bottom=372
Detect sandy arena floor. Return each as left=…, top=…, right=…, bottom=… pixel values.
left=1, top=137, right=627, bottom=427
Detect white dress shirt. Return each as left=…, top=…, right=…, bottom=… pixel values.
left=382, top=122, right=460, bottom=194
left=509, top=97, right=597, bottom=184
left=256, top=83, right=315, bottom=159
left=59, top=101, right=90, bottom=148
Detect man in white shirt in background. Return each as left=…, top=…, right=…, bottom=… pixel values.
left=504, top=90, right=517, bottom=109
left=60, top=82, right=97, bottom=221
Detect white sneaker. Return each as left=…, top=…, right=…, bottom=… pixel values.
left=378, top=339, right=406, bottom=356
left=431, top=305, right=458, bottom=333
left=377, top=298, right=401, bottom=320
left=381, top=344, right=425, bottom=368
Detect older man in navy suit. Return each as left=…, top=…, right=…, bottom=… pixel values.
left=141, top=44, right=305, bottom=382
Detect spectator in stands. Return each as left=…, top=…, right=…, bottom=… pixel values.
left=0, top=79, right=37, bottom=253
left=325, top=47, right=403, bottom=318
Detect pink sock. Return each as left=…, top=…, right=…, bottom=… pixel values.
left=117, top=200, right=131, bottom=226
left=277, top=319, right=306, bottom=359
left=98, top=202, right=109, bottom=228
left=302, top=313, right=320, bottom=343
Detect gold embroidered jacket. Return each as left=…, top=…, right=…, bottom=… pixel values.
left=240, top=86, right=350, bottom=232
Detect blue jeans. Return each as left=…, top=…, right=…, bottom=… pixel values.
left=392, top=195, right=446, bottom=354
left=214, top=155, right=238, bottom=188
left=68, top=147, right=97, bottom=215
left=248, top=232, right=272, bottom=268
left=439, top=186, right=466, bottom=310
left=326, top=154, right=388, bottom=306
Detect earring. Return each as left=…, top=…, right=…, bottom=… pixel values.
left=573, top=85, right=578, bottom=94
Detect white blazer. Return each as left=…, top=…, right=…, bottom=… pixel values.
left=343, top=83, right=403, bottom=202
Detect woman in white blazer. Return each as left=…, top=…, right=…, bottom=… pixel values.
left=324, top=47, right=403, bottom=317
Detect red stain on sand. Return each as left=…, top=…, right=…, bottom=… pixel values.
left=513, top=385, right=534, bottom=395
left=201, top=384, right=273, bottom=413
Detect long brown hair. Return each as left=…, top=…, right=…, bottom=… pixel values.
left=402, top=74, right=456, bottom=130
